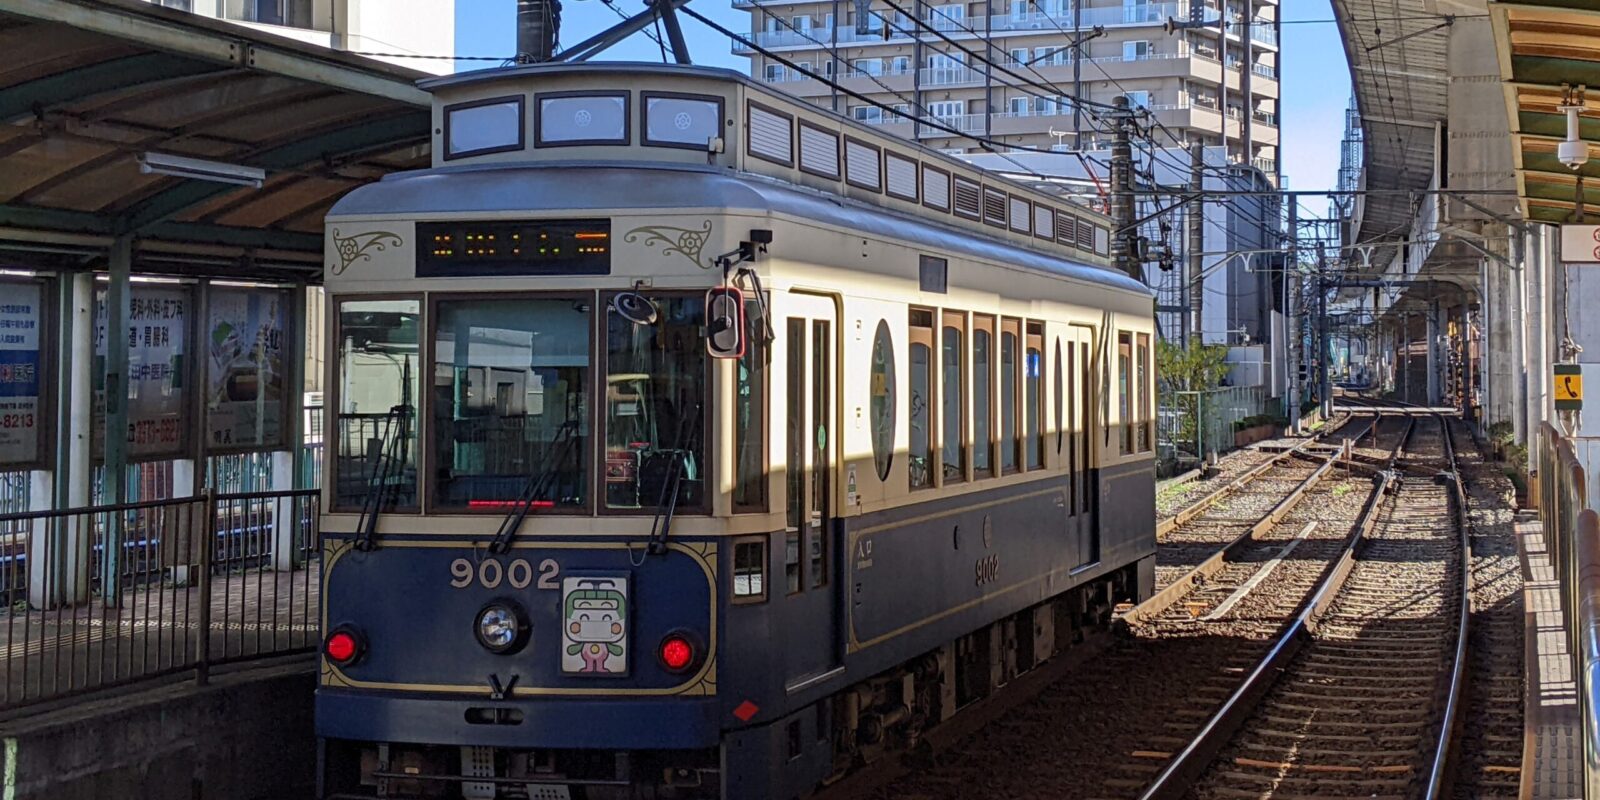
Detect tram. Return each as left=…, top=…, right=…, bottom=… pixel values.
left=316, top=63, right=1158, bottom=799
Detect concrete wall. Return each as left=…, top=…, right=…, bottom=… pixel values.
left=0, top=661, right=314, bottom=800
left=341, top=0, right=455, bottom=75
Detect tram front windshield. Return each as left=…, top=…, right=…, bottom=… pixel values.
left=412, top=293, right=706, bottom=513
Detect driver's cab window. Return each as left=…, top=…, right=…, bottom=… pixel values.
left=431, top=297, right=590, bottom=511
left=603, top=293, right=708, bottom=512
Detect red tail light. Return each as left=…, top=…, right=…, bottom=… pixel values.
left=325, top=628, right=363, bottom=665
left=659, top=634, right=695, bottom=672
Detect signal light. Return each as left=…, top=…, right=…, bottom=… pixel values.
left=325, top=627, right=363, bottom=666
left=658, top=633, right=696, bottom=673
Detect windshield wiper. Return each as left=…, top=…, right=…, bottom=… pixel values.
left=489, top=420, right=581, bottom=554
left=646, top=404, right=702, bottom=556
left=353, top=403, right=413, bottom=551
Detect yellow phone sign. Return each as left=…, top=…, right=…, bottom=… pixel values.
left=1556, top=364, right=1583, bottom=410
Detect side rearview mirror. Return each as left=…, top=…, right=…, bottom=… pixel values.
left=706, top=287, right=745, bottom=359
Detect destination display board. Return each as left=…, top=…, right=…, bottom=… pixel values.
left=416, top=219, right=611, bottom=277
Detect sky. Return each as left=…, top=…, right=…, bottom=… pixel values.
left=454, top=0, right=1354, bottom=195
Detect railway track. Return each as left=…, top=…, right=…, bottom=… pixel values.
left=863, top=415, right=1414, bottom=800
left=856, top=408, right=1512, bottom=800
left=1447, top=420, right=1524, bottom=799
left=1149, top=413, right=1398, bottom=604
left=1139, top=413, right=1471, bottom=800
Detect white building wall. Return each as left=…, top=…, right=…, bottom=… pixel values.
left=149, top=0, right=455, bottom=75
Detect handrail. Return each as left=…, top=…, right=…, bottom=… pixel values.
left=0, top=486, right=320, bottom=524
left=1575, top=509, right=1600, bottom=800
left=1537, top=420, right=1599, bottom=799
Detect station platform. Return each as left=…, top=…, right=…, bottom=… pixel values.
left=1520, top=513, right=1583, bottom=800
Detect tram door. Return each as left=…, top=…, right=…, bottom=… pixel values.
left=782, top=293, right=844, bottom=683
left=1069, top=324, right=1099, bottom=569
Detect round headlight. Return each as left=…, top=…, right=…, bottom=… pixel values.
left=475, top=602, right=527, bottom=654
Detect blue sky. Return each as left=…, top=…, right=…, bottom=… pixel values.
left=454, top=0, right=1352, bottom=194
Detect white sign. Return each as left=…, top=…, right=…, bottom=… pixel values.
left=94, top=286, right=190, bottom=459
left=206, top=288, right=285, bottom=450
left=1561, top=225, right=1600, bottom=262
left=0, top=284, right=42, bottom=465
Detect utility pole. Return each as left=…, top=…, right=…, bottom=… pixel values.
left=516, top=0, right=560, bottom=62
left=1187, top=140, right=1205, bottom=345
left=1110, top=95, right=1140, bottom=282
left=1318, top=244, right=1333, bottom=418
left=1286, top=201, right=1298, bottom=431
left=1218, top=6, right=1229, bottom=161
left=1072, top=1, right=1084, bottom=149
left=1164, top=5, right=1229, bottom=161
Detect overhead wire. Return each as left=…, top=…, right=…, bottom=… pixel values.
left=875, top=0, right=1117, bottom=122
left=749, top=9, right=1096, bottom=180
left=678, top=5, right=1103, bottom=185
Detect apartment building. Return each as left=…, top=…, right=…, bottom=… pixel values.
left=146, top=0, right=456, bottom=75
left=733, top=0, right=1279, bottom=175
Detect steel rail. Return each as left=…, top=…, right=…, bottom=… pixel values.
left=1124, top=450, right=1345, bottom=627
left=1422, top=416, right=1472, bottom=799
left=1135, top=414, right=1419, bottom=800
left=1155, top=411, right=1367, bottom=541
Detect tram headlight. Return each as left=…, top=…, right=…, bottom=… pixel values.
left=475, top=601, right=529, bottom=654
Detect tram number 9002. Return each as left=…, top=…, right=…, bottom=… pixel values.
left=974, top=554, right=1000, bottom=586
left=449, top=557, right=560, bottom=590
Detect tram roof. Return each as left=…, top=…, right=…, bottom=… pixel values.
left=0, top=0, right=432, bottom=279
left=329, top=163, right=1150, bottom=296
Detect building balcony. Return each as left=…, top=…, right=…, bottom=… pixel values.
left=920, top=65, right=986, bottom=87
left=751, top=49, right=1277, bottom=105
left=732, top=3, right=1190, bottom=52
left=1143, top=101, right=1278, bottom=146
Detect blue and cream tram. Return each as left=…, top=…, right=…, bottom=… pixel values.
left=317, top=63, right=1158, bottom=800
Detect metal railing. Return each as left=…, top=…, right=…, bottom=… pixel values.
left=1157, top=385, right=1269, bottom=472
left=0, top=487, right=321, bottom=710
left=1538, top=421, right=1600, bottom=798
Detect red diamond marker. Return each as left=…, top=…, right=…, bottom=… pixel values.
left=732, top=700, right=760, bottom=721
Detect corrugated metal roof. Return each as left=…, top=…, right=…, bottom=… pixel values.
left=0, top=0, right=432, bottom=276
left=1332, top=0, right=1454, bottom=243
left=1491, top=1, right=1600, bottom=224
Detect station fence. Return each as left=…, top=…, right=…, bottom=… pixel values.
left=1537, top=421, right=1600, bottom=799
left=1157, top=385, right=1270, bottom=474
left=0, top=487, right=322, bottom=710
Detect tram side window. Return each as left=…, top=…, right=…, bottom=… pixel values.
left=1001, top=318, right=1021, bottom=473
left=604, top=294, right=707, bottom=512
left=1137, top=333, right=1152, bottom=453
left=1118, top=331, right=1133, bottom=455
left=733, top=301, right=768, bottom=512
left=973, top=316, right=995, bottom=478
left=941, top=312, right=966, bottom=483
left=432, top=298, right=590, bottom=510
left=732, top=538, right=767, bottom=602
left=785, top=319, right=804, bottom=594
left=1055, top=338, right=1065, bottom=457
left=335, top=299, right=421, bottom=511
left=1025, top=322, right=1044, bottom=470
left=908, top=309, right=935, bottom=490
left=1080, top=339, right=1092, bottom=502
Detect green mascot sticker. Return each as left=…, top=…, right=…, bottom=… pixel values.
left=561, top=576, right=629, bottom=675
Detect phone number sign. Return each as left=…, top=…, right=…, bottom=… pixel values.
left=0, top=284, right=42, bottom=466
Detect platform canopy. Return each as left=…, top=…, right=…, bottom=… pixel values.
left=1332, top=0, right=1452, bottom=245
left=1491, top=1, right=1600, bottom=224
left=0, top=0, right=433, bottom=278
